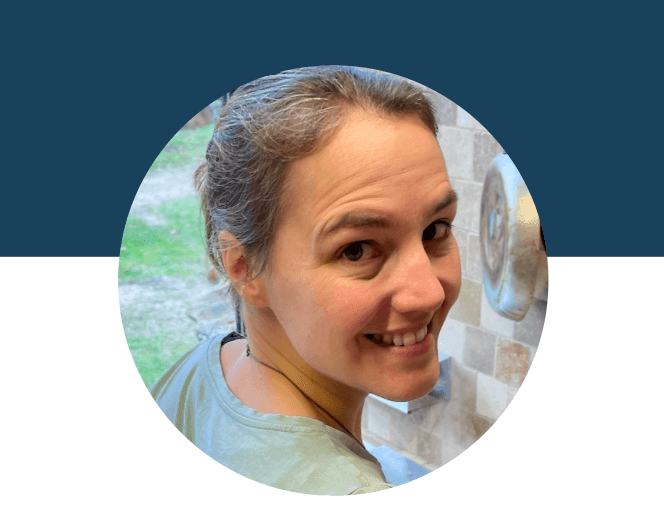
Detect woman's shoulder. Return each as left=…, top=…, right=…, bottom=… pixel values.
left=149, top=335, right=221, bottom=405
left=147, top=333, right=394, bottom=495
left=226, top=425, right=393, bottom=494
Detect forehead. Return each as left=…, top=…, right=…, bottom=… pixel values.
left=283, top=110, right=450, bottom=228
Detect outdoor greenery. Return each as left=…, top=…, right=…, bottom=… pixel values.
left=120, top=193, right=208, bottom=388
left=127, top=336, right=193, bottom=389
left=149, top=124, right=214, bottom=169
left=118, top=196, right=206, bottom=283
left=121, top=123, right=216, bottom=388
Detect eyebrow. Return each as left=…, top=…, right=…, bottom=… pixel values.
left=319, top=189, right=458, bottom=240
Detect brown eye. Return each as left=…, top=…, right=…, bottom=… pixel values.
left=341, top=242, right=367, bottom=262
left=423, top=220, right=451, bottom=241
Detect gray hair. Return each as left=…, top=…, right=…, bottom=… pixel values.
left=194, top=66, right=438, bottom=313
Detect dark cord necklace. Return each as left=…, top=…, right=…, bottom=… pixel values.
left=245, top=345, right=364, bottom=449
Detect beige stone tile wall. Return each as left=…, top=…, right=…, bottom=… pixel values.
left=361, top=89, right=547, bottom=471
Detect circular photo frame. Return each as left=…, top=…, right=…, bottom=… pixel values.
left=118, top=66, right=548, bottom=495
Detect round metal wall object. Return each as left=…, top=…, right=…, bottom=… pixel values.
left=480, top=153, right=540, bottom=321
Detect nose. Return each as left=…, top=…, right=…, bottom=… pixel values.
left=390, top=242, right=446, bottom=315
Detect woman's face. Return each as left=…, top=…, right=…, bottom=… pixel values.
left=260, top=110, right=461, bottom=402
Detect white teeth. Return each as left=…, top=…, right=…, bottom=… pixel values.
left=368, top=324, right=429, bottom=346
left=402, top=332, right=416, bottom=346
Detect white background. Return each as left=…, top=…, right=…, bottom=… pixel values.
left=1, top=257, right=662, bottom=512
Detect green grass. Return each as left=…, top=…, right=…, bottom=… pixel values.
left=120, top=194, right=209, bottom=387
left=122, top=130, right=217, bottom=387
left=149, top=124, right=214, bottom=169
left=127, top=336, right=193, bottom=389
left=118, top=195, right=206, bottom=283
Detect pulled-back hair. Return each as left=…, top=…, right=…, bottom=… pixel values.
left=194, top=66, right=438, bottom=313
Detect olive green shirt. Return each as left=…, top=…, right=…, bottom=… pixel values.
left=150, top=334, right=393, bottom=495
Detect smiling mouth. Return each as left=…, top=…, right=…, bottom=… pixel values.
left=364, top=321, right=433, bottom=347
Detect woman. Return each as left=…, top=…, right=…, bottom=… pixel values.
left=151, top=66, right=461, bottom=494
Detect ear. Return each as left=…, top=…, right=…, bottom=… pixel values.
left=218, top=231, right=269, bottom=308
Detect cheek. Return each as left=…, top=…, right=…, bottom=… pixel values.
left=266, top=272, right=375, bottom=352
left=312, top=277, right=381, bottom=337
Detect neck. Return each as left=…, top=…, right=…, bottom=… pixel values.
left=243, top=311, right=367, bottom=443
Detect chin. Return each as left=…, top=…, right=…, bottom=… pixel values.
left=376, top=370, right=440, bottom=403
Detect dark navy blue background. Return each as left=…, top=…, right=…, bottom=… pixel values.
left=3, top=4, right=662, bottom=256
